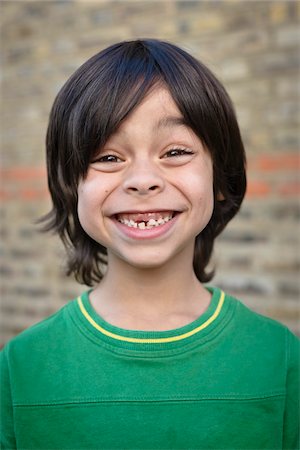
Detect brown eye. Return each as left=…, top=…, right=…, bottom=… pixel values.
left=163, top=148, right=194, bottom=158
left=94, top=154, right=122, bottom=163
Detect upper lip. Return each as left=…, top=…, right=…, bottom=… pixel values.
left=112, top=209, right=179, bottom=215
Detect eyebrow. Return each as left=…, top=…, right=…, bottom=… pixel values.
left=154, top=116, right=188, bottom=131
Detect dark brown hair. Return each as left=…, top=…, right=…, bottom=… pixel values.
left=42, top=39, right=246, bottom=286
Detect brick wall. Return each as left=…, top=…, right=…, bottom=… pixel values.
left=1, top=0, right=299, bottom=345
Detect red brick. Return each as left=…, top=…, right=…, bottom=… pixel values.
left=20, top=188, right=49, bottom=201
left=246, top=180, right=271, bottom=197
left=278, top=182, right=300, bottom=196
left=0, top=190, right=13, bottom=201
left=250, top=153, right=300, bottom=172
left=0, top=167, right=47, bottom=182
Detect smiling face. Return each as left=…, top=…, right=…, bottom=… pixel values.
left=77, top=87, right=214, bottom=272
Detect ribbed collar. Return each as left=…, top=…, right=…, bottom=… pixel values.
left=70, top=286, right=234, bottom=357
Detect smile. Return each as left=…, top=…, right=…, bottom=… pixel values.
left=115, top=211, right=176, bottom=230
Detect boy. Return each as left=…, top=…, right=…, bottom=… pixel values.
left=1, top=39, right=299, bottom=449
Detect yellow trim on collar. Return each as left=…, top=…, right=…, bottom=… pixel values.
left=77, top=290, right=225, bottom=344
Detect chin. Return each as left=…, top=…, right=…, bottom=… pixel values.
left=126, top=258, right=169, bottom=271
left=120, top=248, right=189, bottom=272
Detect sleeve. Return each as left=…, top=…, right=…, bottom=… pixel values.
left=283, top=330, right=300, bottom=450
left=0, top=347, right=17, bottom=450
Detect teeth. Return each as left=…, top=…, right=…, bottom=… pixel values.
left=118, top=214, right=174, bottom=229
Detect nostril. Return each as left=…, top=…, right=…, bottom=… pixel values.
left=125, top=183, right=162, bottom=194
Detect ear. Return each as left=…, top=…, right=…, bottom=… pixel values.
left=217, top=192, right=225, bottom=201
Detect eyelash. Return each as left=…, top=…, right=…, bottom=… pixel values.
left=162, top=148, right=194, bottom=158
left=92, top=154, right=123, bottom=163
left=92, top=147, right=194, bottom=164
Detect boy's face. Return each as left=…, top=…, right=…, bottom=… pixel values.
left=77, top=87, right=214, bottom=272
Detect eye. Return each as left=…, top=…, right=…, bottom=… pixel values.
left=92, top=154, right=123, bottom=163
left=90, top=152, right=125, bottom=172
left=162, top=148, right=194, bottom=158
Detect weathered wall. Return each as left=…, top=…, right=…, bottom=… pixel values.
left=1, top=0, right=299, bottom=345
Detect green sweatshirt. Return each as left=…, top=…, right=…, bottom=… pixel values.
left=1, top=287, right=299, bottom=449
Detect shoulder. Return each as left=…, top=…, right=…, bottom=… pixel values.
left=1, top=299, right=77, bottom=362
left=224, top=290, right=299, bottom=365
left=225, top=290, right=297, bottom=336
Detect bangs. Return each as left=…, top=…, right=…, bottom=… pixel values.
left=56, top=39, right=225, bottom=184
left=63, top=42, right=163, bottom=179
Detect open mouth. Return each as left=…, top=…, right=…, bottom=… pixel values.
left=115, top=211, right=177, bottom=230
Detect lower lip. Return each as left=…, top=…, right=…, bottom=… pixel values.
left=112, top=214, right=180, bottom=240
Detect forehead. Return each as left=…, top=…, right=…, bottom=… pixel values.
left=112, top=87, right=189, bottom=137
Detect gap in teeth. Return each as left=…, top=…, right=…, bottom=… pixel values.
left=118, top=213, right=174, bottom=229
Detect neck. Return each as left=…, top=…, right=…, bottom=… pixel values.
left=90, top=249, right=211, bottom=330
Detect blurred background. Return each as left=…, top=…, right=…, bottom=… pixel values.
left=1, top=0, right=299, bottom=346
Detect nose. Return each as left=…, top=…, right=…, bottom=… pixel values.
left=123, top=159, right=165, bottom=196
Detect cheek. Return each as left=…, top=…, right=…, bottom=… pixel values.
left=77, top=176, right=114, bottom=235
left=77, top=188, right=89, bottom=231
left=185, top=169, right=214, bottom=204
left=197, top=184, right=214, bottom=217
left=77, top=181, right=99, bottom=228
